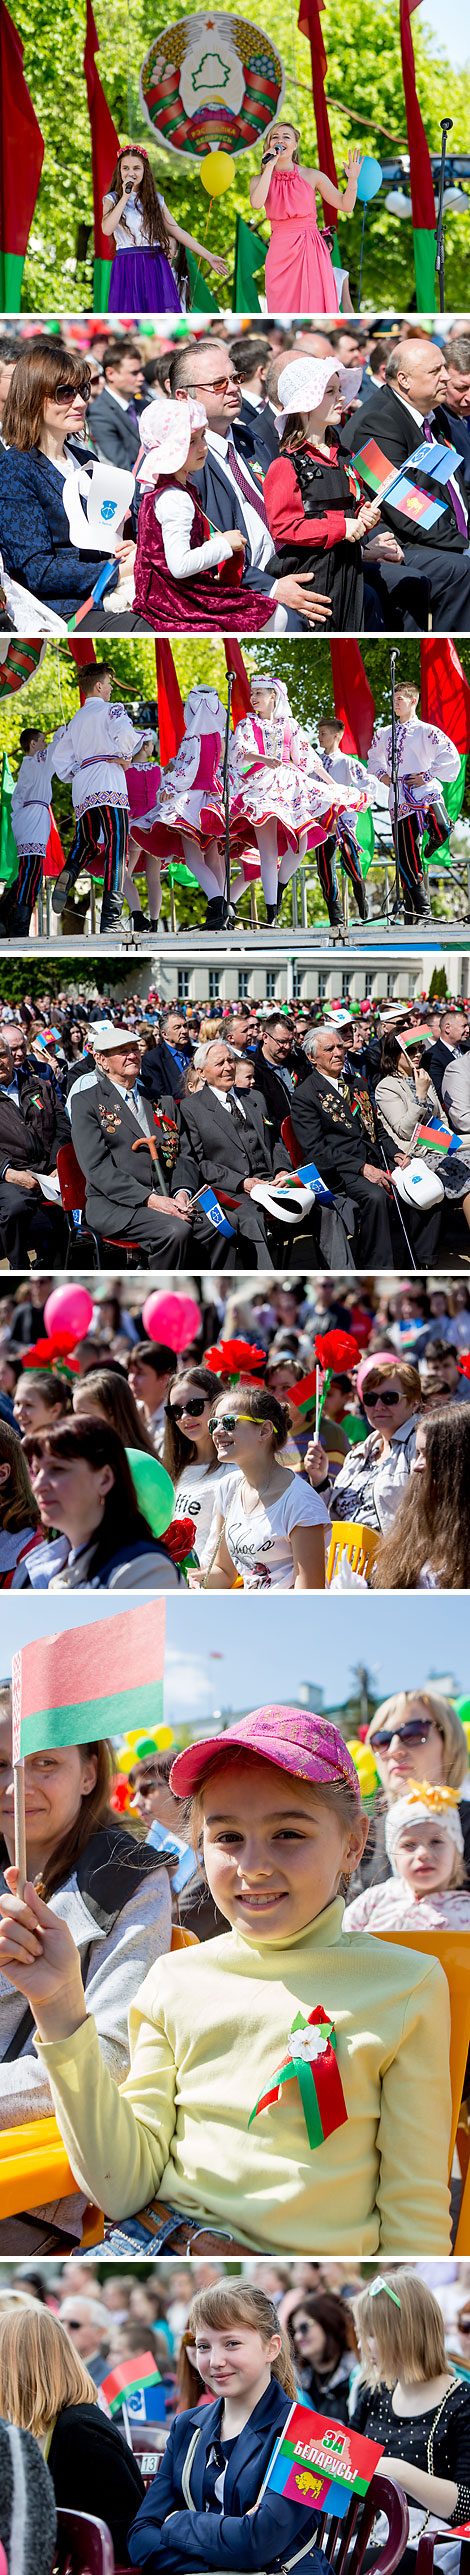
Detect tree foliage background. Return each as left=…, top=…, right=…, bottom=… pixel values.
left=11, top=0, right=470, bottom=312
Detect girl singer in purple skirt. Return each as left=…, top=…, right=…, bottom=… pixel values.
left=102, top=145, right=229, bottom=314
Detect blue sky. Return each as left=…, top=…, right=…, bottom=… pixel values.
left=0, top=1594, right=465, bottom=1726
left=422, top=0, right=469, bottom=64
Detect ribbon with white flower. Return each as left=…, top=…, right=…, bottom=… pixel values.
left=248, top=2005, right=348, bottom=2152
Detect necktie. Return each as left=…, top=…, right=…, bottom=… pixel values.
left=422, top=414, right=467, bottom=535
left=227, top=438, right=268, bottom=527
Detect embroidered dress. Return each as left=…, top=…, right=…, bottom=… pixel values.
left=229, top=704, right=365, bottom=875
left=106, top=193, right=182, bottom=315
left=264, top=168, right=340, bottom=315
left=127, top=690, right=226, bottom=870
left=368, top=720, right=461, bottom=822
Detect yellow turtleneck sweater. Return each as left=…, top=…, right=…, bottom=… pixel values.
left=36, top=1896, right=451, bottom=2252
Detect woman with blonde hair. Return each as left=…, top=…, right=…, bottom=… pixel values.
left=350, top=2271, right=470, bottom=2560
left=127, top=2278, right=328, bottom=2574
left=0, top=2304, right=144, bottom=2560
left=304, top=1354, right=423, bottom=1535
left=359, top=1685, right=470, bottom=1893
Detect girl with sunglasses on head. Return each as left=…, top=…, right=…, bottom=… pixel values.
left=203, top=1385, right=330, bottom=1591
left=0, top=1706, right=452, bottom=2253
left=163, top=1366, right=233, bottom=1574
left=0, top=346, right=135, bottom=625
left=304, top=1355, right=423, bottom=1538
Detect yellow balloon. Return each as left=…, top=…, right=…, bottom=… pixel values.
left=126, top=1730, right=148, bottom=1746
left=154, top=1726, right=174, bottom=1750
left=117, top=1748, right=138, bottom=1772
left=200, top=150, right=235, bottom=197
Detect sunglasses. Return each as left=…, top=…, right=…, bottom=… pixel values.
left=53, top=381, right=89, bottom=405
left=365, top=1390, right=401, bottom=1409
left=372, top=1716, right=435, bottom=1751
left=133, top=1772, right=163, bottom=1793
left=186, top=374, right=240, bottom=396
left=167, top=1397, right=208, bottom=1422
left=209, top=1412, right=266, bottom=1435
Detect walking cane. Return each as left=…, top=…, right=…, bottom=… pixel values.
left=390, top=647, right=402, bottom=917
left=223, top=672, right=233, bottom=912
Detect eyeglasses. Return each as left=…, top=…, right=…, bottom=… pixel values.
left=52, top=381, right=89, bottom=405
left=364, top=1390, right=402, bottom=1410
left=372, top=1717, right=436, bottom=1751
left=208, top=1412, right=266, bottom=1435
left=167, top=1397, right=208, bottom=1422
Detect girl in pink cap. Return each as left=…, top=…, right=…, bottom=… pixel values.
left=0, top=1705, right=451, bottom=2258
left=263, top=359, right=381, bottom=634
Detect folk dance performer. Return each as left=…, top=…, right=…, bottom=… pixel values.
left=229, top=676, right=368, bottom=927
left=368, top=679, right=461, bottom=922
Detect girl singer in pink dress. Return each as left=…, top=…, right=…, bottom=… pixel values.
left=249, top=123, right=362, bottom=314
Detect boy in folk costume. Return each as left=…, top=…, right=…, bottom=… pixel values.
left=4, top=724, right=65, bottom=936
left=229, top=675, right=368, bottom=928
left=126, top=689, right=233, bottom=933
left=52, top=664, right=155, bottom=936
left=368, top=680, right=461, bottom=922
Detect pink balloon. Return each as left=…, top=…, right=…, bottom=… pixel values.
left=141, top=1292, right=201, bottom=1352
left=43, top=1284, right=94, bottom=1342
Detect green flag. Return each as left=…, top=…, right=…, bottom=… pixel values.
left=422, top=754, right=467, bottom=870
left=0, top=751, right=19, bottom=886
left=186, top=250, right=219, bottom=312
left=233, top=216, right=265, bottom=314
left=412, top=229, right=437, bottom=313
left=0, top=251, right=25, bottom=310
left=93, top=256, right=112, bottom=313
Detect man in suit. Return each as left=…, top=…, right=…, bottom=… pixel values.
left=345, top=337, right=470, bottom=629
left=69, top=1024, right=227, bottom=1265
left=423, top=1007, right=470, bottom=1106
left=290, top=1024, right=443, bottom=1267
left=140, top=1010, right=193, bottom=1103
left=252, top=1016, right=308, bottom=1140
left=168, top=338, right=333, bottom=633
left=440, top=336, right=470, bottom=491
left=171, top=1036, right=306, bottom=1266
left=87, top=341, right=148, bottom=471
left=0, top=1034, right=68, bottom=1267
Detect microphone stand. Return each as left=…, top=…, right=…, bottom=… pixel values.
left=223, top=671, right=233, bottom=912
left=390, top=647, right=402, bottom=918
left=435, top=118, right=453, bottom=313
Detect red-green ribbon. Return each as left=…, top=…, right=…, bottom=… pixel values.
left=248, top=2005, right=348, bottom=2152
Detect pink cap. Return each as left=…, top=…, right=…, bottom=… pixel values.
left=170, top=1705, right=361, bottom=1801
left=356, top=1349, right=399, bottom=1399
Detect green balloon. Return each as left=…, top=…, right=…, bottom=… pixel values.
left=126, top=1448, right=174, bottom=1538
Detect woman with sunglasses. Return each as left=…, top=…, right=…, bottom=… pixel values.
left=361, top=1686, right=470, bottom=1893
left=0, top=346, right=134, bottom=625
left=375, top=1032, right=470, bottom=1237
left=204, top=1384, right=330, bottom=1591
left=304, top=1354, right=423, bottom=1539
left=289, top=2291, right=356, bottom=2426
left=163, top=1365, right=233, bottom=1573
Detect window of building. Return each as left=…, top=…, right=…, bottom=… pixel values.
left=266, top=970, right=277, bottom=999
left=177, top=970, right=189, bottom=1000
left=317, top=971, right=327, bottom=999
left=293, top=969, right=303, bottom=998
left=209, top=969, right=221, bottom=1000
left=238, top=970, right=249, bottom=999
left=365, top=973, right=373, bottom=998
left=341, top=972, right=352, bottom=999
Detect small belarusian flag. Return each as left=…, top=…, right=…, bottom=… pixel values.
left=257, top=2401, right=383, bottom=2517
left=414, top=1122, right=460, bottom=1155
left=12, top=1601, right=166, bottom=1763
left=100, top=2354, right=162, bottom=2416
left=354, top=439, right=395, bottom=494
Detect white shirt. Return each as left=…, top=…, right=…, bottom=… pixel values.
left=223, top=1472, right=330, bottom=1590
left=54, top=698, right=150, bottom=817
left=153, top=486, right=232, bottom=580
left=11, top=731, right=64, bottom=854
left=108, top=1075, right=152, bottom=1135
left=208, top=1084, right=247, bottom=1119
left=369, top=718, right=460, bottom=819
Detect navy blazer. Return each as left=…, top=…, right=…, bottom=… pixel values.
left=140, top=1039, right=193, bottom=1102
left=0, top=438, right=119, bottom=619
left=127, top=2379, right=327, bottom=2575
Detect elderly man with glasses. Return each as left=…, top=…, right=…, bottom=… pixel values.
left=168, top=338, right=333, bottom=633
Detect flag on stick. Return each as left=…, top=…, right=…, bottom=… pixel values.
left=330, top=643, right=375, bottom=760
left=297, top=0, right=339, bottom=231
left=12, top=1601, right=166, bottom=1763
left=100, top=2355, right=162, bottom=2416
left=258, top=2401, right=383, bottom=2516
left=224, top=643, right=251, bottom=726
left=0, top=0, right=44, bottom=308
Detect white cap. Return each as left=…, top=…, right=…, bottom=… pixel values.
left=92, top=1023, right=139, bottom=1052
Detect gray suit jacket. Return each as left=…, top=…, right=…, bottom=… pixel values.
left=71, top=1070, right=164, bottom=1231
left=87, top=388, right=142, bottom=471
left=172, top=1084, right=283, bottom=1196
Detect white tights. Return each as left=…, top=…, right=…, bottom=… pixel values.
left=181, top=834, right=225, bottom=901
left=255, top=820, right=279, bottom=906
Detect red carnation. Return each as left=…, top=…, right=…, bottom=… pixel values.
left=109, top=1778, right=130, bottom=1813
left=314, top=1330, right=361, bottom=1371
left=160, top=1516, right=197, bottom=1563
left=204, top=1340, right=266, bottom=1380
left=21, top=1333, right=80, bottom=1374
left=458, top=1354, right=470, bottom=1380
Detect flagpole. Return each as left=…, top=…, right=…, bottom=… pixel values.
left=435, top=118, right=453, bottom=313
left=14, top=1761, right=27, bottom=1900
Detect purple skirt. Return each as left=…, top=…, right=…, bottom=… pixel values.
left=108, top=247, right=181, bottom=315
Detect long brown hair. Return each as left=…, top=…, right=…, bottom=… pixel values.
left=0, top=2306, right=98, bottom=2436
left=109, top=147, right=171, bottom=254
left=73, top=1368, right=156, bottom=1457
left=178, top=2282, right=296, bottom=2410
left=372, top=1404, right=470, bottom=1590
left=0, top=1420, right=40, bottom=1534
left=2, top=346, right=91, bottom=453
left=162, top=1365, right=219, bottom=1483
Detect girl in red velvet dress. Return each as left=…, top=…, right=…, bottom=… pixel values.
left=132, top=397, right=273, bottom=635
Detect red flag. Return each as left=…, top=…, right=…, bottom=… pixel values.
left=67, top=640, right=97, bottom=704
left=44, top=810, right=65, bottom=880
left=297, top=0, right=337, bottom=220
left=84, top=0, right=120, bottom=267
left=330, top=642, right=375, bottom=758
left=399, top=0, right=436, bottom=229
left=155, top=641, right=185, bottom=765
left=0, top=0, right=44, bottom=300
left=224, top=642, right=251, bottom=726
left=420, top=639, right=470, bottom=757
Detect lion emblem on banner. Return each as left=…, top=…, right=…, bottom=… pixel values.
left=140, top=11, right=285, bottom=158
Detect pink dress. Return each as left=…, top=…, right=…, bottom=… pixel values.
left=127, top=734, right=225, bottom=867
left=264, top=168, right=339, bottom=315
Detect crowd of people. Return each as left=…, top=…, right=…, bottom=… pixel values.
left=0, top=322, right=469, bottom=633
left=0, top=1260, right=470, bottom=1586
left=1, top=2262, right=470, bottom=2573
left=2, top=665, right=461, bottom=941
left=2, top=984, right=470, bottom=1273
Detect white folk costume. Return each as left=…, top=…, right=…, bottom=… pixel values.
left=127, top=689, right=228, bottom=925
left=52, top=698, right=152, bottom=936
left=5, top=729, right=65, bottom=935
left=229, top=678, right=367, bottom=923
left=368, top=716, right=461, bottom=920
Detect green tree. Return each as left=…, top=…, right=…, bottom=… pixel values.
left=11, top=0, right=470, bottom=312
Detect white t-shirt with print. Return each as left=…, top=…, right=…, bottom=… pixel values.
left=223, top=1473, right=330, bottom=1590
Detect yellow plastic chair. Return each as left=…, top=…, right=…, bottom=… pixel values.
left=327, top=1518, right=379, bottom=1585
left=376, top=1928, right=470, bottom=2251
left=0, top=1925, right=198, bottom=2245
